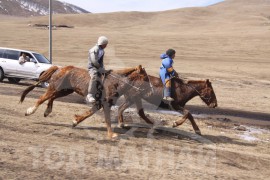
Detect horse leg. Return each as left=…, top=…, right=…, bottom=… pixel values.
left=72, top=105, right=100, bottom=127
left=44, top=89, right=74, bottom=117
left=44, top=98, right=54, bottom=117
left=135, top=99, right=154, bottom=125
left=103, top=103, right=118, bottom=139
left=117, top=100, right=133, bottom=128
left=173, top=108, right=201, bottom=135
left=25, top=88, right=55, bottom=116
left=188, top=114, right=201, bottom=135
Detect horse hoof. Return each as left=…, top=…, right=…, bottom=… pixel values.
left=172, top=121, right=177, bottom=128
left=108, top=133, right=119, bottom=140
left=112, top=133, right=118, bottom=138
left=25, top=111, right=31, bottom=116
left=118, top=123, right=124, bottom=128
left=195, top=130, right=202, bottom=136
left=26, top=107, right=35, bottom=116
left=72, top=120, right=78, bottom=127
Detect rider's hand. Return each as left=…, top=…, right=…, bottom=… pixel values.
left=172, top=71, right=179, bottom=78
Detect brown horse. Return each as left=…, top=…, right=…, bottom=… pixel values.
left=118, top=75, right=218, bottom=135
left=20, top=65, right=152, bottom=139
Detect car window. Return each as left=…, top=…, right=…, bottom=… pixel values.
left=0, top=49, right=5, bottom=58
left=3, top=50, right=20, bottom=60
left=33, top=53, right=51, bottom=64
left=20, top=52, right=33, bottom=59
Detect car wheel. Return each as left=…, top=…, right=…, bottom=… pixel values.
left=0, top=68, right=4, bottom=82
left=8, top=77, right=21, bottom=84
left=41, top=81, right=49, bottom=88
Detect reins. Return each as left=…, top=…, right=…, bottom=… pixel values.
left=102, top=67, right=154, bottom=93
left=107, top=73, right=142, bottom=91
left=144, top=68, right=155, bottom=94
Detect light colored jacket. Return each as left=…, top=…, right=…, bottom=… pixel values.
left=88, top=44, right=104, bottom=70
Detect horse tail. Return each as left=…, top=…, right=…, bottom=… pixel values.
left=19, top=82, right=40, bottom=103
left=20, top=66, right=59, bottom=103
left=39, top=65, right=59, bottom=82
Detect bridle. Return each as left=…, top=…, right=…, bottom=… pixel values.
left=171, top=76, right=213, bottom=103
left=186, top=83, right=212, bottom=103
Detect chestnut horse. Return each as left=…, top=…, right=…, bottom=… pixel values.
left=118, top=75, right=218, bottom=135
left=20, top=65, right=152, bottom=139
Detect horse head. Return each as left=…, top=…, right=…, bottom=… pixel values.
left=134, top=65, right=151, bottom=82
left=113, top=65, right=153, bottom=97
left=128, top=65, right=153, bottom=95
left=199, top=79, right=218, bottom=108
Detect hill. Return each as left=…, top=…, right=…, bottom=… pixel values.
left=27, top=0, right=270, bottom=33
left=0, top=0, right=89, bottom=16
left=25, top=0, right=270, bottom=63
left=1, top=0, right=269, bottom=81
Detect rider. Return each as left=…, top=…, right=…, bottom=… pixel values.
left=159, top=48, right=178, bottom=101
left=86, top=36, right=108, bottom=103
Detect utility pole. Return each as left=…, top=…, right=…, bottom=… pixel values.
left=49, top=0, right=52, bottom=64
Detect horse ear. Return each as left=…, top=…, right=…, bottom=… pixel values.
left=206, top=79, right=210, bottom=86
left=136, top=65, right=142, bottom=73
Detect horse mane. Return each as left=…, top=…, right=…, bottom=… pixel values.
left=172, top=78, right=209, bottom=91
left=113, top=67, right=135, bottom=75
left=113, top=65, right=142, bottom=76
left=173, top=77, right=186, bottom=84
left=186, top=80, right=207, bottom=84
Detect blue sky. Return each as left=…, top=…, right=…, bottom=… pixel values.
left=60, top=0, right=224, bottom=13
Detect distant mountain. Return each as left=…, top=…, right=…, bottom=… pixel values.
left=0, top=0, right=90, bottom=16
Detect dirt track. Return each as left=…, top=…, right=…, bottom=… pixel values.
left=0, top=80, right=270, bottom=179
left=1, top=80, right=270, bottom=122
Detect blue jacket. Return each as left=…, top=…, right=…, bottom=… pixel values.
left=159, top=54, right=175, bottom=84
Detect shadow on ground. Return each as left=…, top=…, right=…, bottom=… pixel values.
left=34, top=122, right=257, bottom=147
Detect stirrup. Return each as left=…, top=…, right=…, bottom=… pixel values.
left=163, top=96, right=174, bottom=102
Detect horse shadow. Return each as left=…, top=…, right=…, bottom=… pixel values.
left=34, top=121, right=256, bottom=146
left=1, top=79, right=39, bottom=87
left=202, top=134, right=257, bottom=146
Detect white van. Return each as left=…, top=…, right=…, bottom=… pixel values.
left=0, top=47, right=52, bottom=88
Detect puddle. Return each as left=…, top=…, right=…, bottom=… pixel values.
left=237, top=126, right=269, bottom=142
